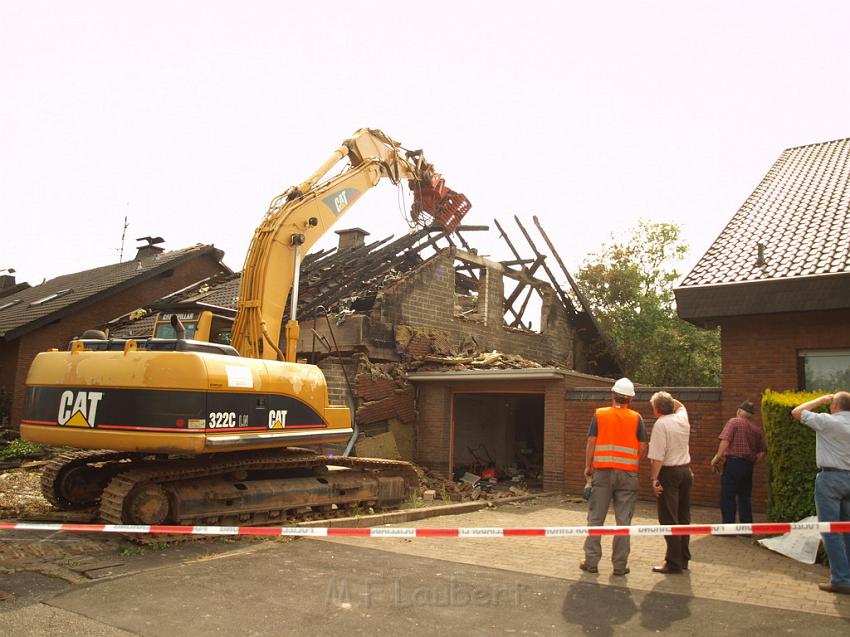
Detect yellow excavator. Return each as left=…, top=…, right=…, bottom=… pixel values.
left=21, top=129, right=470, bottom=526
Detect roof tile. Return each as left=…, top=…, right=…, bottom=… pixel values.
left=680, top=137, right=850, bottom=287
left=0, top=245, right=221, bottom=338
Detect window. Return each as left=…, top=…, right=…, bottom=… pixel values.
left=798, top=350, right=850, bottom=391
left=0, top=299, right=21, bottom=311
left=209, top=315, right=233, bottom=345
left=155, top=320, right=199, bottom=340
left=29, top=289, right=72, bottom=307
left=453, top=257, right=487, bottom=324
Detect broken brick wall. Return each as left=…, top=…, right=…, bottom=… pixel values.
left=373, top=250, right=578, bottom=369
left=318, top=354, right=417, bottom=460
left=353, top=362, right=416, bottom=460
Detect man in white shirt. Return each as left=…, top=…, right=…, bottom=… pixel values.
left=792, top=391, right=850, bottom=595
left=647, top=391, right=692, bottom=574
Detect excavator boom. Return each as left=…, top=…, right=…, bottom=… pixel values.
left=232, top=128, right=469, bottom=361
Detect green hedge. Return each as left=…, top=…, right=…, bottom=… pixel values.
left=762, top=390, right=826, bottom=522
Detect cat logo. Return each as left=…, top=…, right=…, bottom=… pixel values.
left=268, top=409, right=288, bottom=429
left=57, top=391, right=104, bottom=428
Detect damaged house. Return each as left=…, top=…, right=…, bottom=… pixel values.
left=109, top=219, right=620, bottom=492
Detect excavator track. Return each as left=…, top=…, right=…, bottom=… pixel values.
left=40, top=449, right=141, bottom=509
left=98, top=450, right=419, bottom=530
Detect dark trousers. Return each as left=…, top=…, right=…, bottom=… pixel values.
left=720, top=457, right=754, bottom=524
left=657, top=465, right=693, bottom=570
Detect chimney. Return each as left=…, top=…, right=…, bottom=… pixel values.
left=334, top=228, right=369, bottom=252
left=0, top=268, right=15, bottom=291
left=135, top=236, right=165, bottom=260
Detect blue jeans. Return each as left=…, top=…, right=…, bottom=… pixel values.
left=720, top=457, right=754, bottom=523
left=814, top=470, right=850, bottom=586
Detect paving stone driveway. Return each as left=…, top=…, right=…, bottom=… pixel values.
left=318, top=495, right=850, bottom=619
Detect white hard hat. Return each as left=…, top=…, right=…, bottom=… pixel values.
left=611, top=377, right=635, bottom=397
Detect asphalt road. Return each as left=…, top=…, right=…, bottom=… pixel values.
left=2, top=538, right=849, bottom=636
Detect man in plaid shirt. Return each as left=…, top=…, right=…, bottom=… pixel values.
left=710, top=400, right=767, bottom=524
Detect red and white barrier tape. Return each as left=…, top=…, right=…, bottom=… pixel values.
left=1, top=521, right=849, bottom=537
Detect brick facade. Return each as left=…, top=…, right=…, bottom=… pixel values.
left=1, top=256, right=226, bottom=429
left=564, top=388, right=726, bottom=509
left=317, top=357, right=359, bottom=407
left=405, top=378, right=750, bottom=511
left=415, top=383, right=453, bottom=478
left=714, top=308, right=850, bottom=511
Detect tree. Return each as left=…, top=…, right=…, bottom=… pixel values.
left=576, top=220, right=720, bottom=386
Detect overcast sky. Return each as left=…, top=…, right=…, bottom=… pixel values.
left=2, top=1, right=848, bottom=288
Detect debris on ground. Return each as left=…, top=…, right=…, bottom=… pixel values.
left=410, top=463, right=535, bottom=504
left=0, top=467, right=53, bottom=519
left=0, top=453, right=538, bottom=524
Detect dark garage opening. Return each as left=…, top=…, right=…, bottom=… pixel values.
left=452, top=393, right=544, bottom=490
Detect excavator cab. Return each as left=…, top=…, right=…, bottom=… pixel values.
left=152, top=309, right=235, bottom=345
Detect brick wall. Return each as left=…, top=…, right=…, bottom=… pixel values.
left=564, top=388, right=727, bottom=509
left=317, top=357, right=358, bottom=407
left=415, top=383, right=452, bottom=477
left=543, top=380, right=566, bottom=489
left=718, top=308, right=850, bottom=511
left=375, top=251, right=580, bottom=369
left=7, top=256, right=226, bottom=429
left=0, top=339, right=19, bottom=426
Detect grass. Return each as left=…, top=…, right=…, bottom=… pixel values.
left=119, top=545, right=145, bottom=557
left=146, top=541, right=169, bottom=551
left=0, top=438, right=48, bottom=461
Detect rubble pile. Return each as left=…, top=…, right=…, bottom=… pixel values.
left=411, top=464, right=532, bottom=504
left=414, top=350, right=544, bottom=372
left=394, top=324, right=549, bottom=372
left=0, top=466, right=52, bottom=519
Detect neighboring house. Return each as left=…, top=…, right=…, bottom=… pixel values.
left=675, top=136, right=850, bottom=508
left=0, top=241, right=231, bottom=429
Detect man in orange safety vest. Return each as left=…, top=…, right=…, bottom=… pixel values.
left=579, top=377, right=647, bottom=576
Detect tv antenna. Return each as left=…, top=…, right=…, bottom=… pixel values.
left=117, top=215, right=129, bottom=262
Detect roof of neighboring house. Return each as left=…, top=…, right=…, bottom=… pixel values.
left=0, top=281, right=31, bottom=301
left=0, top=244, right=229, bottom=340
left=676, top=137, right=850, bottom=321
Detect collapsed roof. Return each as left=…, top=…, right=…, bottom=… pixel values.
left=106, top=220, right=619, bottom=374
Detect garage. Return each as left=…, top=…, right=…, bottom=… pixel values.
left=451, top=393, right=545, bottom=488
left=408, top=368, right=614, bottom=491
